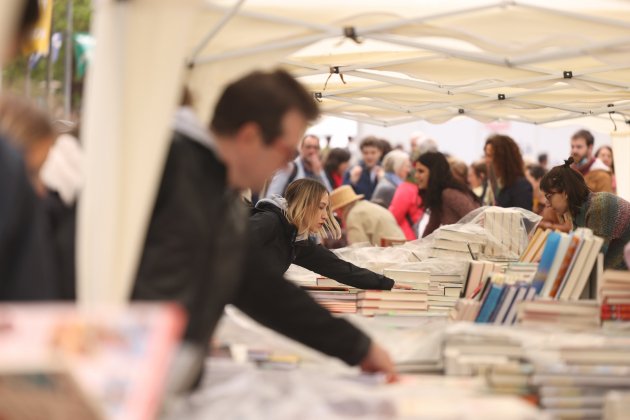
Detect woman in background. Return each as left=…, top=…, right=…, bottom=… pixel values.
left=482, top=134, right=532, bottom=210
left=595, top=145, right=616, bottom=193
left=541, top=157, right=630, bottom=269
left=250, top=179, right=404, bottom=289
left=324, top=148, right=351, bottom=190
left=415, top=152, right=479, bottom=237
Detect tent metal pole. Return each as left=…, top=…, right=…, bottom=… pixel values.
left=64, top=0, right=73, bottom=118
left=357, top=1, right=504, bottom=35
left=514, top=62, right=630, bottom=89
left=323, top=94, right=414, bottom=113
left=204, top=2, right=339, bottom=33
left=188, top=0, right=247, bottom=62
left=516, top=1, right=630, bottom=29
left=366, top=33, right=507, bottom=67
left=316, top=83, right=390, bottom=97
left=344, top=69, right=447, bottom=94
left=451, top=74, right=559, bottom=94
left=510, top=36, right=630, bottom=66
left=193, top=32, right=332, bottom=65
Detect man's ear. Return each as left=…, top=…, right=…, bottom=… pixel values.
left=235, top=122, right=262, bottom=146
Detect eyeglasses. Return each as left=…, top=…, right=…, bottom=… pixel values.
left=544, top=192, right=557, bottom=202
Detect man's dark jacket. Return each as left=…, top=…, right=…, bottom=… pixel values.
left=0, top=138, right=57, bottom=300
left=250, top=201, right=394, bottom=290
left=133, top=132, right=371, bottom=373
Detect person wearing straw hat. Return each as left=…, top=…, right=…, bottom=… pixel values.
left=331, top=185, right=405, bottom=246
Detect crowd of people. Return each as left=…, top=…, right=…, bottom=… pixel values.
left=1, top=0, right=629, bottom=401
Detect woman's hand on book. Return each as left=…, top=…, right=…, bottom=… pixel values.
left=359, top=343, right=398, bottom=383
left=393, top=283, right=413, bottom=290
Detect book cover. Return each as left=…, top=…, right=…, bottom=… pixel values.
left=531, top=232, right=562, bottom=294
left=475, top=284, right=505, bottom=323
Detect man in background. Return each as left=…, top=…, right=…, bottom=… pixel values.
left=343, top=136, right=383, bottom=200
left=570, top=129, right=613, bottom=193
left=264, top=133, right=332, bottom=197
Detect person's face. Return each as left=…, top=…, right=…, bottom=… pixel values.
left=300, top=136, right=320, bottom=160
left=362, top=146, right=381, bottom=168
left=221, top=110, right=306, bottom=192
left=396, top=159, right=411, bottom=180
left=571, top=138, right=591, bottom=163
left=597, top=147, right=613, bottom=168
left=308, top=192, right=329, bottom=233
left=414, top=162, right=430, bottom=190
left=543, top=189, right=569, bottom=215
left=467, top=166, right=481, bottom=188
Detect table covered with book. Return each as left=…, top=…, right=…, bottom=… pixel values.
left=171, top=206, right=630, bottom=420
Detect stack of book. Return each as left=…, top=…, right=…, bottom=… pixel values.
left=483, top=208, right=527, bottom=259
left=463, top=260, right=503, bottom=299
left=429, top=225, right=487, bottom=260
left=452, top=273, right=537, bottom=325
left=532, top=347, right=630, bottom=419
left=517, top=300, right=600, bottom=330
left=382, top=268, right=430, bottom=291
left=531, top=228, right=604, bottom=300
left=443, top=331, right=524, bottom=376
left=599, top=270, right=630, bottom=329
left=428, top=273, right=465, bottom=313
left=303, top=279, right=358, bottom=314
left=355, top=290, right=428, bottom=316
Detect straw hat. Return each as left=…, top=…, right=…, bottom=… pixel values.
left=330, top=185, right=364, bottom=211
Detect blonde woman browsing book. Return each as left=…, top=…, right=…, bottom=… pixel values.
left=251, top=179, right=408, bottom=290
left=540, top=157, right=630, bottom=269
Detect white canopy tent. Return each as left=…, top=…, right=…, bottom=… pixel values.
left=78, top=0, right=630, bottom=304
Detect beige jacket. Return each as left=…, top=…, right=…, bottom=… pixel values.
left=345, top=200, right=406, bottom=246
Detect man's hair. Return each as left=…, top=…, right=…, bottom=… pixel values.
left=359, top=136, right=381, bottom=150
left=571, top=129, right=594, bottom=147
left=210, top=69, right=319, bottom=145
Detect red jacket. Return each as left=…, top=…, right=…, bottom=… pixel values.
left=388, top=182, right=423, bottom=240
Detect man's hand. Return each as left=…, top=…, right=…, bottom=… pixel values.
left=359, top=342, right=398, bottom=383
left=350, top=165, right=363, bottom=184
left=393, top=283, right=414, bottom=290
left=305, top=153, right=323, bottom=174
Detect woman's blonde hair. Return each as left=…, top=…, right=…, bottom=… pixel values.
left=285, top=179, right=341, bottom=239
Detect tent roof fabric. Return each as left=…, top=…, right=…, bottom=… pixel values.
left=190, top=0, right=630, bottom=127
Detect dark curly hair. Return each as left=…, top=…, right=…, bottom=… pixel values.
left=416, top=152, right=479, bottom=214
left=324, top=148, right=350, bottom=175
left=485, top=134, right=525, bottom=188
left=539, top=156, right=591, bottom=218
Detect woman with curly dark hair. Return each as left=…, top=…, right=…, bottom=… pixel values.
left=482, top=134, right=533, bottom=210
left=415, top=152, right=479, bottom=237
left=541, top=157, right=630, bottom=269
